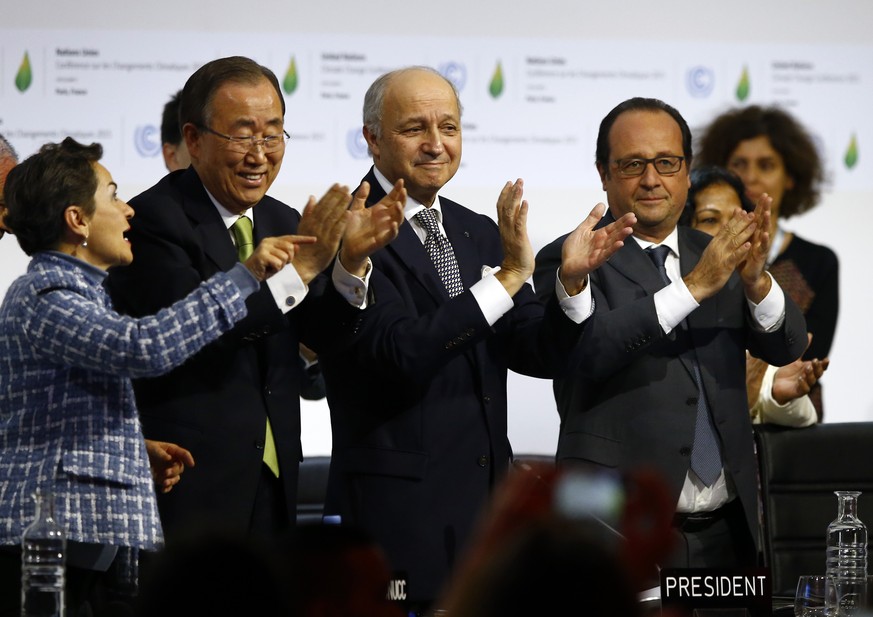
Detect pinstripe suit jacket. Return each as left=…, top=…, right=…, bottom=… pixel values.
left=0, top=251, right=251, bottom=548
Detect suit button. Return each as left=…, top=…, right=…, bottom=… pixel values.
left=254, top=439, right=265, bottom=450
left=686, top=397, right=697, bottom=406
left=483, top=396, right=491, bottom=404
left=680, top=447, right=691, bottom=456
left=265, top=388, right=272, bottom=396
left=477, top=455, right=489, bottom=467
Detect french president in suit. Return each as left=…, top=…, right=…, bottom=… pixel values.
left=534, top=98, right=807, bottom=570
left=319, top=66, right=635, bottom=610
left=106, top=56, right=405, bottom=543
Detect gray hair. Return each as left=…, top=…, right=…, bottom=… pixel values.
left=362, top=66, right=463, bottom=144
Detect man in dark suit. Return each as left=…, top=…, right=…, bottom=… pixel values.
left=534, top=97, right=807, bottom=569
left=106, top=56, right=404, bottom=542
left=319, top=66, right=635, bottom=610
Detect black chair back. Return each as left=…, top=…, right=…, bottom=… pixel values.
left=754, top=422, right=873, bottom=595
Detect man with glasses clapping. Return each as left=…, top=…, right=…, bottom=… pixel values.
left=534, top=97, right=807, bottom=571
left=106, top=56, right=405, bottom=545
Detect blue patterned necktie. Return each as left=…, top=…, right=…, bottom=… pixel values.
left=646, top=245, right=723, bottom=486
left=414, top=208, right=464, bottom=297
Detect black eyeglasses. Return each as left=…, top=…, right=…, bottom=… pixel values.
left=197, top=124, right=289, bottom=154
left=612, top=156, right=685, bottom=177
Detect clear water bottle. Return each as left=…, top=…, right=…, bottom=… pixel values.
left=826, top=490, right=867, bottom=616
left=20, top=489, right=65, bottom=617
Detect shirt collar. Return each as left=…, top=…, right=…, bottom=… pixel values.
left=204, top=187, right=255, bottom=230
left=632, top=227, right=680, bottom=257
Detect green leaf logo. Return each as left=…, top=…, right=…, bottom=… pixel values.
left=15, top=51, right=33, bottom=93
left=488, top=61, right=504, bottom=99
left=844, top=133, right=859, bottom=169
left=735, top=65, right=750, bottom=102
left=283, top=57, right=298, bottom=95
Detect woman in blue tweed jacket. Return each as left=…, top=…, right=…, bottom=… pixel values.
left=0, top=138, right=306, bottom=613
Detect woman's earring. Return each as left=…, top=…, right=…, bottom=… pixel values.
left=82, top=235, right=88, bottom=248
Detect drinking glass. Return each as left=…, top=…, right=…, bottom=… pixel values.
left=795, top=575, right=834, bottom=617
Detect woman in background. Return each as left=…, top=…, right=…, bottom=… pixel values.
left=0, top=137, right=304, bottom=615
left=683, top=166, right=826, bottom=428
left=696, top=106, right=838, bottom=419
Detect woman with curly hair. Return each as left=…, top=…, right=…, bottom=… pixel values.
left=696, top=106, right=838, bottom=419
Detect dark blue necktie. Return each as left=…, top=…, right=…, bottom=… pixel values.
left=646, top=245, right=723, bottom=487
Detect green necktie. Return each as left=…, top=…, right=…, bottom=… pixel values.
left=231, top=215, right=254, bottom=261
left=231, top=216, right=280, bottom=478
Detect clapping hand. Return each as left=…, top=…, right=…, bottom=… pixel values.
left=559, top=203, right=635, bottom=295
left=339, top=179, right=406, bottom=276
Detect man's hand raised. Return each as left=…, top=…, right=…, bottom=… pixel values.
left=559, top=204, right=635, bottom=296
left=339, top=180, right=406, bottom=276
left=738, top=193, right=774, bottom=303
left=494, top=179, right=534, bottom=298
left=683, top=204, right=758, bottom=303
left=293, top=184, right=353, bottom=284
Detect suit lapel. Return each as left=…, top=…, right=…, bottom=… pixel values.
left=679, top=228, right=721, bottom=332
left=675, top=228, right=707, bottom=382
left=180, top=170, right=237, bottom=272
left=596, top=212, right=666, bottom=296
left=250, top=196, right=294, bottom=242
left=391, top=220, right=451, bottom=303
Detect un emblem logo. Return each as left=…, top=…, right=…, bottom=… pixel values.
left=346, top=128, right=370, bottom=160
left=133, top=124, right=161, bottom=158
left=439, top=62, right=467, bottom=93
left=686, top=66, right=715, bottom=98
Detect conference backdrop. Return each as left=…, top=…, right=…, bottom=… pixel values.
left=2, top=6, right=870, bottom=454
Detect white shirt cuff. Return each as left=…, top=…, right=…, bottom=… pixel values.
left=747, top=272, right=786, bottom=332
left=470, top=266, right=514, bottom=326
left=331, top=256, right=371, bottom=309
left=653, top=276, right=698, bottom=334
left=554, top=268, right=593, bottom=324
left=267, top=263, right=309, bottom=313
left=752, top=363, right=817, bottom=427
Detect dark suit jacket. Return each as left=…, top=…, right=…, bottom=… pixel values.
left=533, top=215, right=807, bottom=545
left=105, top=167, right=358, bottom=540
left=319, top=168, right=585, bottom=604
